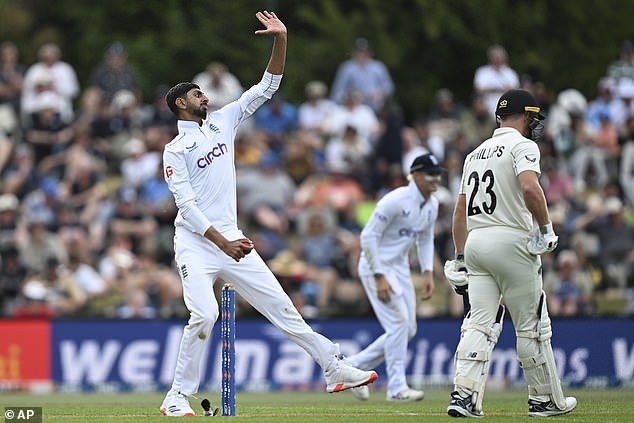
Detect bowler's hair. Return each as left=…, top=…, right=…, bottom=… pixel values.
left=165, top=82, right=200, bottom=116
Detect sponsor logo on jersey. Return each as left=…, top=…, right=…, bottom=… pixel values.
left=398, top=227, right=424, bottom=238
left=197, top=142, right=228, bottom=168
left=185, top=141, right=198, bottom=151
left=525, top=155, right=537, bottom=163
left=401, top=209, right=411, bottom=217
left=180, top=264, right=188, bottom=279
left=165, top=166, right=174, bottom=179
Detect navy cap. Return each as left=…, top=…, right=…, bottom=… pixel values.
left=410, top=153, right=446, bottom=174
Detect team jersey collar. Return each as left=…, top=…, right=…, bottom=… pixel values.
left=408, top=181, right=428, bottom=209
left=493, top=127, right=521, bottom=137
left=177, top=119, right=203, bottom=133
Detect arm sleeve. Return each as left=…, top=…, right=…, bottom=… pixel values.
left=360, top=197, right=396, bottom=274
left=416, top=204, right=438, bottom=272
left=163, top=146, right=212, bottom=235
left=512, top=140, right=541, bottom=176
left=230, top=71, right=282, bottom=128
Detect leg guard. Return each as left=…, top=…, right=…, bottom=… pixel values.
left=454, top=304, right=505, bottom=413
left=517, top=292, right=567, bottom=410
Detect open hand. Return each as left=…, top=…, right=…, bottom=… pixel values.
left=255, top=11, right=287, bottom=36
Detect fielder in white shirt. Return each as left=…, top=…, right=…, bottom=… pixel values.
left=443, top=89, right=577, bottom=418
left=158, top=11, right=376, bottom=417
left=345, top=153, right=442, bottom=402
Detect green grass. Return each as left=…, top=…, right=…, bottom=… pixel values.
left=1, top=388, right=632, bottom=422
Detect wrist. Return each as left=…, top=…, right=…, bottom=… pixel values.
left=540, top=222, right=554, bottom=235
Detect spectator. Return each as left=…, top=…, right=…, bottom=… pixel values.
left=541, top=157, right=576, bottom=206
left=116, top=288, right=157, bottom=319
left=543, top=250, right=594, bottom=316
left=295, top=207, right=342, bottom=315
left=0, top=193, right=19, bottom=248
left=142, top=84, right=177, bottom=128
left=17, top=214, right=68, bottom=275
left=12, top=279, right=56, bottom=319
left=0, top=41, right=25, bottom=136
left=426, top=88, right=463, bottom=151
left=298, top=80, right=336, bottom=138
left=371, top=96, right=406, bottom=193
left=120, top=137, right=161, bottom=189
left=89, top=42, right=140, bottom=103
left=459, top=92, right=497, bottom=149
left=575, top=196, right=634, bottom=290
left=620, top=116, right=634, bottom=208
left=107, top=185, right=158, bottom=256
left=330, top=37, right=394, bottom=113
left=192, top=62, right=243, bottom=111
left=400, top=126, right=429, bottom=177
left=473, top=44, right=520, bottom=117
left=325, top=124, right=372, bottom=182
left=2, top=143, right=39, bottom=198
left=611, top=79, right=634, bottom=134
left=22, top=90, right=74, bottom=162
left=324, top=88, right=380, bottom=149
left=253, top=92, right=297, bottom=149
left=37, top=256, right=87, bottom=316
left=0, top=244, right=27, bottom=316
left=22, top=176, right=64, bottom=228
left=21, top=43, right=79, bottom=124
left=607, top=39, right=634, bottom=84
left=237, top=152, right=295, bottom=233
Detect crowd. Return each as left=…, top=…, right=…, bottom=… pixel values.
left=1, top=37, right=633, bottom=320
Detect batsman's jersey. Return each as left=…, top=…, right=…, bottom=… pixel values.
left=460, top=127, right=541, bottom=233
left=359, top=182, right=437, bottom=277
left=163, top=72, right=281, bottom=235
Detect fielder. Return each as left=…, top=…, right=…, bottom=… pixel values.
left=159, top=11, right=377, bottom=417
left=345, top=154, right=440, bottom=402
left=444, top=89, right=577, bottom=417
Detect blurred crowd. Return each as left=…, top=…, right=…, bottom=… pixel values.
left=1, top=37, right=633, bottom=320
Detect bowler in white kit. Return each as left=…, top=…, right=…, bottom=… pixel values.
left=346, top=153, right=441, bottom=402
left=158, top=11, right=377, bottom=417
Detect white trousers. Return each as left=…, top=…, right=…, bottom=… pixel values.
left=350, top=260, right=417, bottom=397
left=171, top=227, right=339, bottom=395
left=455, top=227, right=547, bottom=396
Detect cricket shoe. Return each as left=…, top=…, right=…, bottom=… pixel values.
left=159, top=390, right=195, bottom=417
left=447, top=390, right=483, bottom=418
left=324, top=355, right=378, bottom=393
left=387, top=388, right=424, bottom=402
left=528, top=397, right=577, bottom=417
left=350, top=385, right=370, bottom=401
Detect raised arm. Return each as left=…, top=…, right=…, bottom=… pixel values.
left=255, top=11, right=287, bottom=75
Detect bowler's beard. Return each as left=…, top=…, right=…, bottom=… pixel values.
left=192, top=106, right=207, bottom=119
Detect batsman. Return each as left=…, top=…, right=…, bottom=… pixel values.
left=443, top=89, right=577, bottom=418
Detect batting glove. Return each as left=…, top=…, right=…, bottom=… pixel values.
left=444, top=256, right=468, bottom=295
left=527, top=223, right=558, bottom=255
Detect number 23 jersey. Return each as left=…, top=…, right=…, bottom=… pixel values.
left=460, top=127, right=541, bottom=233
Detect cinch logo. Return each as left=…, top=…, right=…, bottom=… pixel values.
left=197, top=143, right=228, bottom=168
left=398, top=228, right=424, bottom=238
